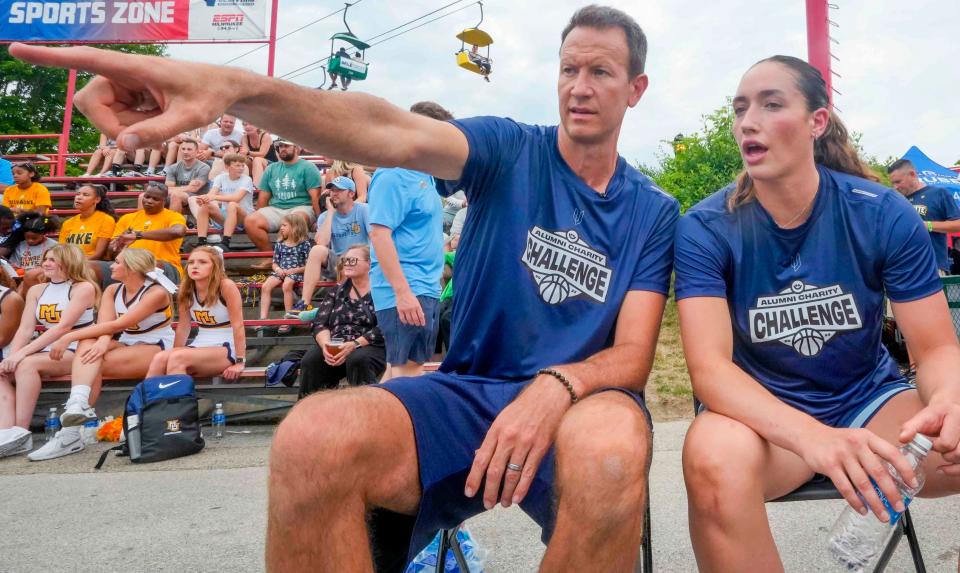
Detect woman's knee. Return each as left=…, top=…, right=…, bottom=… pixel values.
left=683, top=413, right=766, bottom=508
left=282, top=278, right=295, bottom=291
left=166, top=349, right=193, bottom=372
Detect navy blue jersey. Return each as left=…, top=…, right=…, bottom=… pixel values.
left=674, top=166, right=942, bottom=426
left=445, top=117, right=679, bottom=380
left=905, top=185, right=960, bottom=271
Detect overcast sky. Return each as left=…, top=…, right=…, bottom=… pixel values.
left=170, top=0, right=960, bottom=169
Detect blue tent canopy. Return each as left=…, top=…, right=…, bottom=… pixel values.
left=900, top=146, right=960, bottom=204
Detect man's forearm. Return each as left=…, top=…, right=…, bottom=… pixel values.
left=551, top=342, right=655, bottom=397
left=931, top=220, right=960, bottom=233
left=142, top=227, right=185, bottom=241
left=369, top=232, right=412, bottom=296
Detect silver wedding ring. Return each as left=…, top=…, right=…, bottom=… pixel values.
left=507, top=463, right=523, bottom=472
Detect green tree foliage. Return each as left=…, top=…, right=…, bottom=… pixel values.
left=0, top=43, right=165, bottom=173
left=639, top=102, right=743, bottom=213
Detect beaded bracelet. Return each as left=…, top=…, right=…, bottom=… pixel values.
left=537, top=368, right=580, bottom=404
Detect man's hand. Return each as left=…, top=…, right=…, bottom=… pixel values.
left=9, top=44, right=235, bottom=151
left=464, top=375, right=573, bottom=509
left=396, top=291, right=425, bottom=326
left=197, top=148, right=213, bottom=162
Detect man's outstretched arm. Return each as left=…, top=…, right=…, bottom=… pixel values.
left=9, top=44, right=469, bottom=181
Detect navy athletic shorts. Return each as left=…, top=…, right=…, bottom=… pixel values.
left=377, top=371, right=652, bottom=562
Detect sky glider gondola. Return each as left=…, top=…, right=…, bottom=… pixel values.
left=328, top=3, right=369, bottom=91
left=455, top=2, right=493, bottom=82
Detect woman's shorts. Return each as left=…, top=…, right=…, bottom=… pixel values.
left=118, top=329, right=175, bottom=350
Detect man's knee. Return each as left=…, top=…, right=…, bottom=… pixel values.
left=557, top=393, right=651, bottom=493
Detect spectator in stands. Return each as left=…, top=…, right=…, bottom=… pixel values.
left=46, top=248, right=177, bottom=459
left=888, top=158, right=960, bottom=275
left=109, top=183, right=186, bottom=284
left=58, top=184, right=116, bottom=261
left=2, top=162, right=50, bottom=216
left=368, top=102, right=449, bottom=381
left=0, top=157, right=12, bottom=187
left=290, top=176, right=369, bottom=318
left=199, top=114, right=244, bottom=162
left=134, top=144, right=165, bottom=176
left=163, top=127, right=206, bottom=175
left=325, top=159, right=371, bottom=203
left=240, top=122, right=276, bottom=187
left=437, top=233, right=458, bottom=353
left=207, top=139, right=247, bottom=181
left=190, top=153, right=254, bottom=249
left=145, top=246, right=247, bottom=380
left=0, top=266, right=24, bottom=364
left=0, top=244, right=98, bottom=460
left=163, top=138, right=211, bottom=214
left=442, top=191, right=466, bottom=233
left=676, top=55, right=960, bottom=570
left=259, top=213, right=311, bottom=334
left=82, top=133, right=117, bottom=177
left=10, top=213, right=60, bottom=294
left=244, top=138, right=321, bottom=255
left=299, top=244, right=385, bottom=396
left=0, top=206, right=16, bottom=247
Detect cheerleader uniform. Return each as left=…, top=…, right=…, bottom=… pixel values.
left=35, top=281, right=95, bottom=352
left=187, top=290, right=237, bottom=362
left=115, top=281, right=175, bottom=349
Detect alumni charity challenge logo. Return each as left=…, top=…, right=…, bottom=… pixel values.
left=522, top=226, right=612, bottom=305
left=749, top=280, right=862, bottom=357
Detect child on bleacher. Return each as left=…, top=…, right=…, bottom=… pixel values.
left=190, top=153, right=254, bottom=251
left=0, top=264, right=24, bottom=364
left=0, top=244, right=98, bottom=460
left=259, top=213, right=310, bottom=334
left=9, top=213, right=59, bottom=295
left=2, top=162, right=50, bottom=216
left=58, top=184, right=116, bottom=261
left=146, top=246, right=247, bottom=379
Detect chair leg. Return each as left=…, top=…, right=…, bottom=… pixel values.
left=870, top=520, right=904, bottom=573
left=436, top=529, right=451, bottom=573
left=635, top=500, right=653, bottom=573
left=902, top=509, right=927, bottom=573
left=448, top=526, right=471, bottom=572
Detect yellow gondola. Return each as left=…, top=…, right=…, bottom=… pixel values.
left=455, top=3, right=493, bottom=81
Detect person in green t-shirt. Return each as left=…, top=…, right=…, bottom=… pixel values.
left=438, top=238, right=457, bottom=353
left=243, top=139, right=321, bottom=252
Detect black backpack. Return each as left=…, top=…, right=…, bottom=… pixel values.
left=96, top=375, right=205, bottom=468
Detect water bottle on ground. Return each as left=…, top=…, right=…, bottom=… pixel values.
left=827, top=434, right=932, bottom=572
left=81, top=418, right=99, bottom=445
left=45, top=407, right=61, bottom=442
left=212, top=403, right=226, bottom=439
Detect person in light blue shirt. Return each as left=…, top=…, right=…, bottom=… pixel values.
left=289, top=175, right=371, bottom=318
left=0, top=158, right=12, bottom=187
left=367, top=108, right=446, bottom=379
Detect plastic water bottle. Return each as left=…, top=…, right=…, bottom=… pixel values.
left=45, top=407, right=61, bottom=442
left=212, top=403, right=226, bottom=439
left=81, top=418, right=99, bottom=445
left=828, top=434, right=932, bottom=572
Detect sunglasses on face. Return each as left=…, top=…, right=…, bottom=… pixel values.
left=219, top=145, right=235, bottom=150
left=341, top=257, right=367, bottom=267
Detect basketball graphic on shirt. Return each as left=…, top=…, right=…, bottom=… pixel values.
left=749, top=280, right=862, bottom=358
left=790, top=327, right=826, bottom=357
left=522, top=225, right=613, bottom=305
left=539, top=274, right=571, bottom=304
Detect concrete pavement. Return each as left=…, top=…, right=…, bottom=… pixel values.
left=1, top=421, right=957, bottom=572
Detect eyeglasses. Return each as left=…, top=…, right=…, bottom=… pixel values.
left=341, top=257, right=367, bottom=267
left=219, top=145, right=235, bottom=150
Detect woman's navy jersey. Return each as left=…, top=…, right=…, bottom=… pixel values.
left=675, top=165, right=942, bottom=425
left=445, top=117, right=679, bottom=381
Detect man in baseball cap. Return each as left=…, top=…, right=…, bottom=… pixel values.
left=290, top=173, right=370, bottom=318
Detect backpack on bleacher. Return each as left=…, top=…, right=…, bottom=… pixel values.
left=95, top=375, right=205, bottom=469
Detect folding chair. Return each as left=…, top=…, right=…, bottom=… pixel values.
left=436, top=500, right=654, bottom=573
left=692, top=398, right=926, bottom=572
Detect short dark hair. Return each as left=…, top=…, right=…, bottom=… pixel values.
left=887, top=159, right=915, bottom=174
left=0, top=205, right=13, bottom=220
left=179, top=137, right=199, bottom=149
left=561, top=5, right=647, bottom=77
left=410, top=101, right=454, bottom=121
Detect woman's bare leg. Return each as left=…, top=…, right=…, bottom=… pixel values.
left=13, top=352, right=74, bottom=429
left=166, top=347, right=233, bottom=377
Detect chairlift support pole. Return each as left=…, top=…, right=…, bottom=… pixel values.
left=805, top=0, right=832, bottom=104
left=57, top=69, right=77, bottom=177
left=267, top=0, right=279, bottom=77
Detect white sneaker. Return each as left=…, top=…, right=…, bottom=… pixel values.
left=28, top=428, right=84, bottom=461
left=0, top=427, right=32, bottom=458
left=61, top=402, right=97, bottom=427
